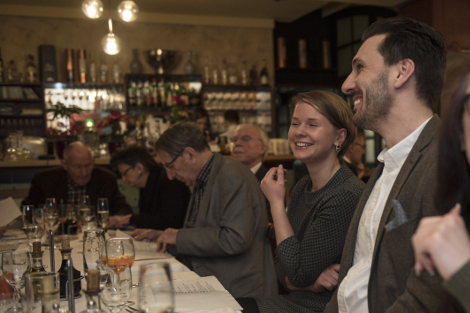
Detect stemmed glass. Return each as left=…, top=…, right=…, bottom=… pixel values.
left=104, top=238, right=135, bottom=276
left=138, top=262, right=174, bottom=313
left=23, top=206, right=45, bottom=249
left=83, top=230, right=106, bottom=275
left=101, top=265, right=132, bottom=313
left=0, top=251, right=14, bottom=310
left=22, top=205, right=34, bottom=227
left=79, top=195, right=92, bottom=218
left=97, top=198, right=109, bottom=229
left=2, top=250, right=30, bottom=312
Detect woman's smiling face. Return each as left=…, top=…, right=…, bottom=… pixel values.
left=288, top=102, right=339, bottom=164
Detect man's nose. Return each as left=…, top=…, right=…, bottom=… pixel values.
left=341, top=73, right=356, bottom=95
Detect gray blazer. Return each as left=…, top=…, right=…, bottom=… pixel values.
left=325, top=115, right=451, bottom=313
left=176, top=153, right=277, bottom=298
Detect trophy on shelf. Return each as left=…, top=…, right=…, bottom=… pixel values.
left=146, top=49, right=180, bottom=74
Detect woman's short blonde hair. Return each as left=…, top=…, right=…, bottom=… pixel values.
left=289, top=90, right=356, bottom=158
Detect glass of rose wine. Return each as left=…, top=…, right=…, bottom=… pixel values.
left=104, top=238, right=135, bottom=276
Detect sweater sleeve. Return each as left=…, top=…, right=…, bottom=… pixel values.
left=444, top=260, right=470, bottom=313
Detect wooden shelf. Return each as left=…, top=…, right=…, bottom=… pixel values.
left=0, top=99, right=42, bottom=102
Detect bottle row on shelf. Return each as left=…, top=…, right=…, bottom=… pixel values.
left=0, top=117, right=44, bottom=137
left=203, top=89, right=272, bottom=111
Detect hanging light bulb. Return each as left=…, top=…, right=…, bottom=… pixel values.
left=102, top=19, right=122, bottom=55
left=117, top=1, right=139, bottom=22
left=82, top=0, right=104, bottom=19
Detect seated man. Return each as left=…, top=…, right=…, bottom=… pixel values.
left=231, top=123, right=272, bottom=222
left=106, top=145, right=190, bottom=230
left=22, top=141, right=132, bottom=216
left=133, top=122, right=277, bottom=298
left=343, top=128, right=365, bottom=179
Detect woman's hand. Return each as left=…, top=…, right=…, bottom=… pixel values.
left=260, top=165, right=288, bottom=207
left=131, top=229, right=163, bottom=242
left=412, top=204, right=470, bottom=280
left=285, top=264, right=340, bottom=292
left=106, top=214, right=132, bottom=228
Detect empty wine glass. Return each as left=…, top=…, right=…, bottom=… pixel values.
left=2, top=250, right=30, bottom=313
left=34, top=208, right=46, bottom=226
left=83, top=229, right=106, bottom=276
left=138, top=262, right=174, bottom=313
left=45, top=207, right=59, bottom=235
left=97, top=198, right=109, bottom=229
left=101, top=265, right=132, bottom=313
left=22, top=205, right=34, bottom=227
left=44, top=198, right=56, bottom=212
left=105, top=238, right=135, bottom=275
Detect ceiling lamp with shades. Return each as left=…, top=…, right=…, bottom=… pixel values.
left=82, top=0, right=104, bottom=19
left=81, top=0, right=139, bottom=22
left=117, top=1, right=139, bottom=22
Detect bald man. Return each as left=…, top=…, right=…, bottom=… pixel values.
left=22, top=141, right=131, bottom=216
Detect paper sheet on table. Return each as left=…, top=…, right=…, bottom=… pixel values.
left=0, top=197, right=22, bottom=227
left=173, top=276, right=242, bottom=312
left=115, top=229, right=171, bottom=259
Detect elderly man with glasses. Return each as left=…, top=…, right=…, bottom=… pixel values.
left=22, top=141, right=132, bottom=216
left=133, top=122, right=277, bottom=298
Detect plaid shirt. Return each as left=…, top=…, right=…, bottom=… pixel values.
left=185, top=153, right=214, bottom=229
left=67, top=174, right=87, bottom=206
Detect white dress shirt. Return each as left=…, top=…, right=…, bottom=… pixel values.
left=337, top=117, right=431, bottom=313
left=250, top=162, right=262, bottom=175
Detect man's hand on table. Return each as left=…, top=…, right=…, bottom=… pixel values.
left=0, top=225, right=7, bottom=239
left=156, top=228, right=179, bottom=253
left=131, top=229, right=163, bottom=242
left=285, top=263, right=340, bottom=292
left=106, top=214, right=132, bottom=228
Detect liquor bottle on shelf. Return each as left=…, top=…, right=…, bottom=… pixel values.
left=30, top=242, right=46, bottom=273
left=7, top=60, right=18, bottom=83
left=80, top=270, right=103, bottom=313
left=26, top=54, right=38, bottom=83
left=229, top=64, right=238, bottom=85
left=159, top=78, right=166, bottom=110
left=0, top=47, right=4, bottom=83
left=144, top=80, right=152, bottom=107
left=128, top=80, right=137, bottom=107
left=221, top=59, right=228, bottom=85
left=89, top=52, right=97, bottom=83
left=113, top=58, right=121, bottom=83
left=241, top=60, right=248, bottom=86
left=66, top=49, right=74, bottom=83
left=136, top=80, right=143, bottom=107
left=212, top=58, right=219, bottom=85
left=260, top=58, right=269, bottom=85
left=79, top=49, right=87, bottom=83
left=58, top=237, right=82, bottom=298
left=151, top=78, right=159, bottom=107
left=100, top=53, right=108, bottom=83
left=166, top=82, right=173, bottom=108
left=184, top=50, right=195, bottom=75
left=203, top=57, right=210, bottom=84
left=249, top=64, right=258, bottom=86
left=62, top=205, right=78, bottom=235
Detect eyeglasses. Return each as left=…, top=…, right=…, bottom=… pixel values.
left=121, top=165, right=135, bottom=177
left=162, top=151, right=183, bottom=171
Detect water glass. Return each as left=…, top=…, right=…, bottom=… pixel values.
left=81, top=214, right=98, bottom=232
left=2, top=250, right=30, bottom=313
left=83, top=229, right=106, bottom=275
left=101, top=265, right=132, bottom=313
left=138, top=262, right=174, bottom=313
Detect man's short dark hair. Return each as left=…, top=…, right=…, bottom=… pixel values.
left=363, top=16, right=447, bottom=109
left=155, top=122, right=209, bottom=158
left=224, top=110, right=240, bottom=124
left=110, top=145, right=158, bottom=171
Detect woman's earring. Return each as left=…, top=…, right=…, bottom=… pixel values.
left=335, top=145, right=340, bottom=152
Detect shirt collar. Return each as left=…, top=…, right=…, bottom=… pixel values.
left=195, top=153, right=215, bottom=188
left=67, top=173, right=86, bottom=189
left=250, top=162, right=262, bottom=174
left=377, top=117, right=432, bottom=169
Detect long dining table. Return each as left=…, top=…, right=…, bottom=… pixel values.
left=0, top=228, right=242, bottom=313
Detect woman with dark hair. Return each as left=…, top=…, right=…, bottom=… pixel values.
left=106, top=145, right=190, bottom=231
left=191, top=107, right=213, bottom=141
left=237, top=90, right=365, bottom=313
left=412, top=68, right=470, bottom=312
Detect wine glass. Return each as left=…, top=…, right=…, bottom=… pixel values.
left=83, top=229, right=106, bottom=276
left=22, top=205, right=34, bottom=227
left=2, top=250, right=30, bottom=313
left=0, top=252, right=14, bottom=310
left=105, top=238, right=135, bottom=275
left=101, top=265, right=132, bottom=313
left=44, top=198, right=56, bottom=212
left=44, top=207, right=59, bottom=235
left=138, top=262, right=174, bottom=313
left=97, top=198, right=109, bottom=229
left=79, top=195, right=92, bottom=218
left=34, top=207, right=46, bottom=226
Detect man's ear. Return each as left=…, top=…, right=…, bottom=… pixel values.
left=394, top=58, right=415, bottom=89
left=135, top=162, right=145, bottom=174
left=184, top=147, right=198, bottom=164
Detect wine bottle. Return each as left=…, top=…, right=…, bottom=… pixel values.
left=79, top=49, right=87, bottom=83
left=260, top=58, right=269, bottom=85
left=26, top=54, right=38, bottom=83
left=144, top=80, right=152, bottom=107
left=58, top=237, right=82, bottom=298
left=221, top=59, right=228, bottom=85
left=0, top=47, right=4, bottom=83
left=151, top=78, right=159, bottom=107
left=65, top=49, right=74, bottom=83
